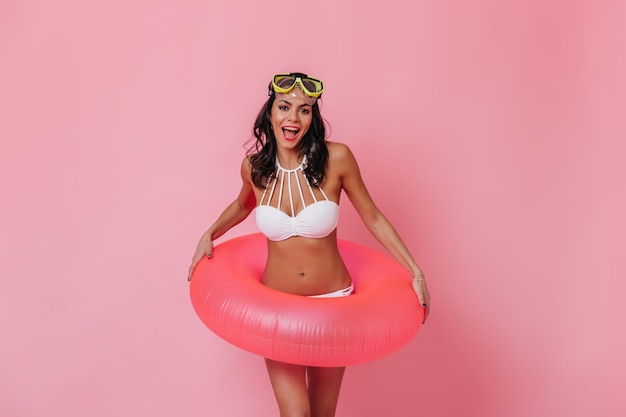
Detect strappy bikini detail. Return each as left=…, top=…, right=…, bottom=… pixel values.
left=255, top=157, right=339, bottom=242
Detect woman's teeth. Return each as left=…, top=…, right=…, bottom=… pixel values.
left=282, top=128, right=300, bottom=140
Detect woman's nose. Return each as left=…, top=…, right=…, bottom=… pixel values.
left=287, top=108, right=299, bottom=121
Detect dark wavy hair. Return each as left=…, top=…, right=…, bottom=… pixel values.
left=247, top=93, right=329, bottom=189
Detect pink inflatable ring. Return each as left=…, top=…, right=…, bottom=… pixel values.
left=190, top=233, right=422, bottom=366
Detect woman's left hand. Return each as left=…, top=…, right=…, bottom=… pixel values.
left=188, top=233, right=214, bottom=282
left=411, top=278, right=430, bottom=324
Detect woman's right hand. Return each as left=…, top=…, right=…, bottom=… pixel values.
left=188, top=234, right=214, bottom=282
left=411, top=277, right=431, bottom=324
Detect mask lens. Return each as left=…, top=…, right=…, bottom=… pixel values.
left=301, top=78, right=319, bottom=94
left=274, top=75, right=296, bottom=90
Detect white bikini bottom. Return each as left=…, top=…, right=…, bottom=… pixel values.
left=308, top=284, right=354, bottom=298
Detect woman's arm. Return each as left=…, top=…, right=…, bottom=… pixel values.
left=335, top=143, right=431, bottom=321
left=188, top=157, right=257, bottom=280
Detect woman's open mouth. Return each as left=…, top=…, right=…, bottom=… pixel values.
left=282, top=127, right=300, bottom=141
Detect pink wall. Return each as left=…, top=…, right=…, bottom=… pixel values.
left=1, top=1, right=624, bottom=416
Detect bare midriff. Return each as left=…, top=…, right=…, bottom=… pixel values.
left=261, top=230, right=352, bottom=296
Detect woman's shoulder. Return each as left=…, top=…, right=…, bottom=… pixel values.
left=326, top=141, right=355, bottom=161
left=240, top=155, right=253, bottom=180
left=326, top=141, right=359, bottom=177
left=327, top=141, right=357, bottom=166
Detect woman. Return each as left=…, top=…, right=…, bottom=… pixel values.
left=188, top=72, right=430, bottom=417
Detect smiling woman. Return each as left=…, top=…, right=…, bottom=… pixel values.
left=188, top=71, right=430, bottom=417
left=249, top=73, right=329, bottom=190
left=272, top=94, right=313, bottom=144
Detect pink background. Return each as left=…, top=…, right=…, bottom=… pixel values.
left=1, top=1, right=624, bottom=416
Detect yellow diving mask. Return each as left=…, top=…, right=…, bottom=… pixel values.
left=269, top=72, right=324, bottom=99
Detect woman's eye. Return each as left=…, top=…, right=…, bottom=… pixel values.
left=279, top=105, right=289, bottom=111
left=299, top=108, right=310, bottom=114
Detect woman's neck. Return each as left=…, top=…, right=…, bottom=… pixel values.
left=276, top=150, right=302, bottom=170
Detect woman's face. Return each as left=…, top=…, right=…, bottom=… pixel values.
left=270, top=87, right=314, bottom=151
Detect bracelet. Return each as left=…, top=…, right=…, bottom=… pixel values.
left=412, top=275, right=427, bottom=282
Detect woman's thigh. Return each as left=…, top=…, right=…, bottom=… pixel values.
left=265, top=358, right=310, bottom=416
left=307, top=366, right=346, bottom=417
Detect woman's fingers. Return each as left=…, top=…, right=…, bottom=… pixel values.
left=188, top=254, right=201, bottom=281
left=411, top=280, right=430, bottom=324
left=188, top=243, right=214, bottom=282
left=422, top=303, right=430, bottom=323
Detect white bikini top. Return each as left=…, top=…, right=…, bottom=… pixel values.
left=255, top=157, right=339, bottom=242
